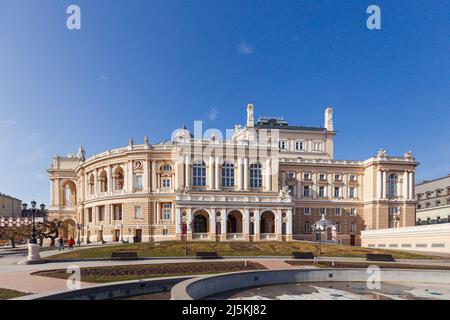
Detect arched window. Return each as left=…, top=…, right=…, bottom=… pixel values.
left=88, top=174, right=95, bottom=194
left=114, top=167, right=124, bottom=190
left=99, top=170, right=108, bottom=192
left=387, top=174, right=398, bottom=198
left=222, top=162, right=234, bottom=187
left=249, top=163, right=262, bottom=188
left=192, top=161, right=206, bottom=186
left=64, top=186, right=71, bottom=206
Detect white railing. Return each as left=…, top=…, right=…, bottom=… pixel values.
left=192, top=233, right=210, bottom=240
left=260, top=233, right=277, bottom=240
left=226, top=233, right=244, bottom=240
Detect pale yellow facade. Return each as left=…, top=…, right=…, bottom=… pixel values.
left=47, top=105, right=418, bottom=245
left=0, top=193, right=22, bottom=217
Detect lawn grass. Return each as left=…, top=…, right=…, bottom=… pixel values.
left=0, top=288, right=30, bottom=300
left=34, top=261, right=266, bottom=283
left=46, top=241, right=438, bottom=260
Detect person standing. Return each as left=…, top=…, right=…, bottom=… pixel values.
left=58, top=237, right=65, bottom=251
left=68, top=237, right=74, bottom=250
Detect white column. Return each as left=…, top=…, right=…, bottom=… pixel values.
left=186, top=208, right=192, bottom=234
left=209, top=210, right=216, bottom=235
left=243, top=157, right=249, bottom=190
left=237, top=158, right=243, bottom=190
left=286, top=208, right=293, bottom=236
left=276, top=210, right=282, bottom=236
left=343, top=174, right=348, bottom=199
left=215, top=157, right=220, bottom=190
left=143, top=161, right=149, bottom=193
left=175, top=207, right=181, bottom=234
left=95, top=206, right=99, bottom=223
left=403, top=171, right=408, bottom=199
left=93, top=170, right=98, bottom=195
left=221, top=209, right=227, bottom=235
left=312, top=173, right=317, bottom=199
left=376, top=170, right=382, bottom=199
left=151, top=161, right=156, bottom=192
left=265, top=159, right=271, bottom=191
left=254, top=210, right=260, bottom=236
left=382, top=171, right=387, bottom=199
left=185, top=155, right=191, bottom=188
left=127, top=162, right=133, bottom=192
left=107, top=166, right=113, bottom=195
left=409, top=172, right=414, bottom=200
left=174, top=159, right=179, bottom=190
left=110, top=204, right=114, bottom=223
left=209, top=156, right=214, bottom=190
left=243, top=209, right=249, bottom=235
left=156, top=202, right=160, bottom=224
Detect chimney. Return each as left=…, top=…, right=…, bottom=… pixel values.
left=246, top=103, right=254, bottom=128
left=324, top=107, right=333, bottom=131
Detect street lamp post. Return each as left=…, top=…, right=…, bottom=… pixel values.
left=26, top=200, right=44, bottom=264
left=76, top=223, right=84, bottom=246
left=184, top=220, right=193, bottom=255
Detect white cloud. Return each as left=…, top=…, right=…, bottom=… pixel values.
left=238, top=41, right=254, bottom=55
left=100, top=75, right=109, bottom=80
left=205, top=108, right=219, bottom=122
left=0, top=119, right=16, bottom=127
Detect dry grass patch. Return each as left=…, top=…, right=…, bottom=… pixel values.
left=34, top=261, right=266, bottom=283
left=46, top=241, right=439, bottom=261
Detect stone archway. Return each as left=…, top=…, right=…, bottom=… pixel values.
left=227, top=210, right=243, bottom=233
left=61, top=219, right=77, bottom=240
left=260, top=211, right=275, bottom=234
left=192, top=210, right=209, bottom=233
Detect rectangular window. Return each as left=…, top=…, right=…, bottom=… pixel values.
left=162, top=229, right=168, bottom=235
left=163, top=203, right=171, bottom=220
left=303, top=186, right=311, bottom=197
left=304, top=223, right=311, bottom=232
left=287, top=172, right=295, bottom=179
left=335, top=208, right=341, bottom=216
left=113, top=204, right=122, bottom=220
left=335, top=222, right=341, bottom=232
left=349, top=174, right=356, bottom=182
left=279, top=141, right=287, bottom=150
left=88, top=208, right=92, bottom=222
left=162, top=178, right=171, bottom=188
left=313, top=142, right=323, bottom=151
left=319, top=186, right=325, bottom=197
left=134, top=206, right=142, bottom=219
left=134, top=175, right=143, bottom=190
left=334, top=174, right=341, bottom=181
left=295, top=141, right=304, bottom=151
left=349, top=187, right=355, bottom=198
left=350, top=208, right=356, bottom=216
left=320, top=208, right=326, bottom=215
left=351, top=223, right=356, bottom=232
left=304, top=208, right=310, bottom=215
left=334, top=187, right=340, bottom=198
left=303, top=173, right=311, bottom=180
left=98, top=206, right=104, bottom=221
left=222, top=163, right=235, bottom=187
left=319, top=173, right=326, bottom=181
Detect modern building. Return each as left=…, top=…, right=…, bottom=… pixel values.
left=415, top=174, right=450, bottom=225
left=47, top=104, right=418, bottom=245
left=0, top=193, right=22, bottom=217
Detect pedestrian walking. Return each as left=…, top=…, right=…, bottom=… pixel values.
left=58, top=237, right=65, bottom=251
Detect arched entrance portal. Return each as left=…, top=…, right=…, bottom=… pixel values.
left=227, top=210, right=243, bottom=234
left=192, top=210, right=209, bottom=240
left=260, top=211, right=275, bottom=234
left=193, top=214, right=208, bottom=233
left=61, top=219, right=76, bottom=240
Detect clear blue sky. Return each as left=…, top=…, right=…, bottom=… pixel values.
left=0, top=0, right=449, bottom=205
